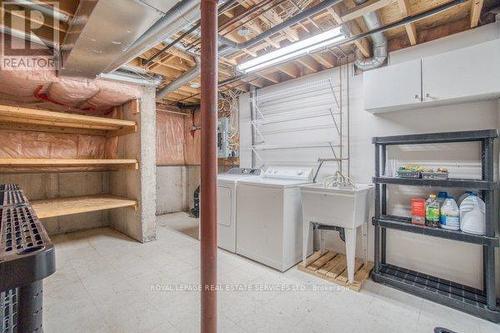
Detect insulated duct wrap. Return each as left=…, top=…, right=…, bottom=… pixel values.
left=0, top=35, right=142, bottom=113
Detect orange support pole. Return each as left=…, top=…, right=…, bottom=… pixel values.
left=200, top=0, right=218, bottom=332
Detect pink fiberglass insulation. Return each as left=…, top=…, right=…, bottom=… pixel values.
left=156, top=111, right=186, bottom=165
left=0, top=130, right=108, bottom=159
left=0, top=66, right=142, bottom=114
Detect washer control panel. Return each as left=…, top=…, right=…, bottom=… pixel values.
left=263, top=166, right=313, bottom=180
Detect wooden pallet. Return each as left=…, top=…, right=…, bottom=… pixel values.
left=298, top=250, right=374, bottom=292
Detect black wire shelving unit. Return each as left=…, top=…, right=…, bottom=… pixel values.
left=371, top=129, right=500, bottom=322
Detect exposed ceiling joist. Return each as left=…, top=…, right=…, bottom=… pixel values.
left=341, top=0, right=393, bottom=22
left=277, top=63, right=300, bottom=78
left=470, top=0, right=484, bottom=28
left=327, top=7, right=371, bottom=57
left=256, top=71, right=281, bottom=84
left=296, top=55, right=321, bottom=72
left=397, top=0, right=418, bottom=45
left=311, top=52, right=336, bottom=68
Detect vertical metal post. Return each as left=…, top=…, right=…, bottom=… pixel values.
left=482, top=138, right=496, bottom=310
left=346, top=60, right=350, bottom=177
left=249, top=87, right=256, bottom=168
left=374, top=143, right=381, bottom=273
left=381, top=144, right=387, bottom=264
left=338, top=64, right=343, bottom=175
left=200, top=0, right=218, bottom=331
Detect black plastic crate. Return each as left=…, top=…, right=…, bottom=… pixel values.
left=0, top=185, right=19, bottom=192
left=0, top=191, right=28, bottom=209
left=0, top=289, right=17, bottom=333
left=0, top=189, right=55, bottom=333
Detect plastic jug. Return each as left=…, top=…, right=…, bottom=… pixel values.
left=440, top=196, right=459, bottom=231
left=437, top=192, right=448, bottom=207
left=460, top=194, right=485, bottom=235
left=425, top=194, right=440, bottom=228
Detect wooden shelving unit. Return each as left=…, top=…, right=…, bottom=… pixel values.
left=0, top=104, right=139, bottom=221
left=0, top=104, right=137, bottom=136
left=31, top=195, right=137, bottom=219
left=0, top=158, right=138, bottom=169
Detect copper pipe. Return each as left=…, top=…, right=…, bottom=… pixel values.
left=200, top=0, right=218, bottom=332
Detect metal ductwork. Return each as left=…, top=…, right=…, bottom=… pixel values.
left=156, top=58, right=200, bottom=100
left=60, top=0, right=182, bottom=78
left=353, top=0, right=387, bottom=71
left=105, top=0, right=201, bottom=73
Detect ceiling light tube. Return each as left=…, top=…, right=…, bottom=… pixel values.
left=236, top=27, right=345, bottom=73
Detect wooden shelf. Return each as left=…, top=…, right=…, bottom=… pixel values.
left=0, top=104, right=137, bottom=136
left=0, top=158, right=138, bottom=169
left=31, top=195, right=137, bottom=219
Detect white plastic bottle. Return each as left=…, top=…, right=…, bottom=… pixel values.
left=459, top=194, right=486, bottom=235
left=440, top=197, right=460, bottom=231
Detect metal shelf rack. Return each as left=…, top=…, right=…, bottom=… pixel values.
left=372, top=129, right=500, bottom=322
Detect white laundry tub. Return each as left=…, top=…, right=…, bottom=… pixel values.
left=300, top=183, right=373, bottom=283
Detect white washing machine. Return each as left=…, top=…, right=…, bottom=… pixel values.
left=236, top=166, right=314, bottom=272
left=216, top=168, right=261, bottom=253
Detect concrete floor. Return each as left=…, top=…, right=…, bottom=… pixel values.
left=44, top=212, right=500, bottom=333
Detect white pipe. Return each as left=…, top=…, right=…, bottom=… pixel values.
left=99, top=70, right=162, bottom=86
left=0, top=25, right=58, bottom=49
left=10, top=0, right=71, bottom=23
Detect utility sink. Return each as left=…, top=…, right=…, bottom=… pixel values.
left=300, top=183, right=373, bottom=283
left=301, top=183, right=373, bottom=229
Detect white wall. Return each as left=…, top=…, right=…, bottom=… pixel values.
left=239, top=22, right=500, bottom=294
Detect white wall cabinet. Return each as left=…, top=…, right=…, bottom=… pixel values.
left=422, top=39, right=500, bottom=104
left=364, top=59, right=422, bottom=112
left=365, top=39, right=500, bottom=113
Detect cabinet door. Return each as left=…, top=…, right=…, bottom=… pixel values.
left=423, top=40, right=500, bottom=102
left=364, top=59, right=422, bottom=112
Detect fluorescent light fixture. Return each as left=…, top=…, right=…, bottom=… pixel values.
left=236, top=27, right=346, bottom=73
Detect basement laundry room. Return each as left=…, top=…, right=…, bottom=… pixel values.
left=0, top=0, right=500, bottom=332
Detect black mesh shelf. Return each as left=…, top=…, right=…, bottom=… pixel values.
left=372, top=129, right=499, bottom=145
left=374, top=216, right=499, bottom=246
left=0, top=190, right=28, bottom=208
left=0, top=185, right=20, bottom=192
left=373, top=176, right=497, bottom=190
left=372, top=264, right=500, bottom=322
left=0, top=185, right=55, bottom=333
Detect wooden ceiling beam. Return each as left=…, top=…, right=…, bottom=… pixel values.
left=311, top=52, right=336, bottom=68
left=296, top=55, right=320, bottom=72
left=327, top=7, right=371, bottom=58
left=127, top=59, right=179, bottom=79
left=276, top=63, right=300, bottom=78
left=256, top=71, right=281, bottom=84
left=341, top=0, right=393, bottom=22
left=470, top=0, right=484, bottom=28
left=397, top=0, right=417, bottom=45
left=241, top=76, right=265, bottom=88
